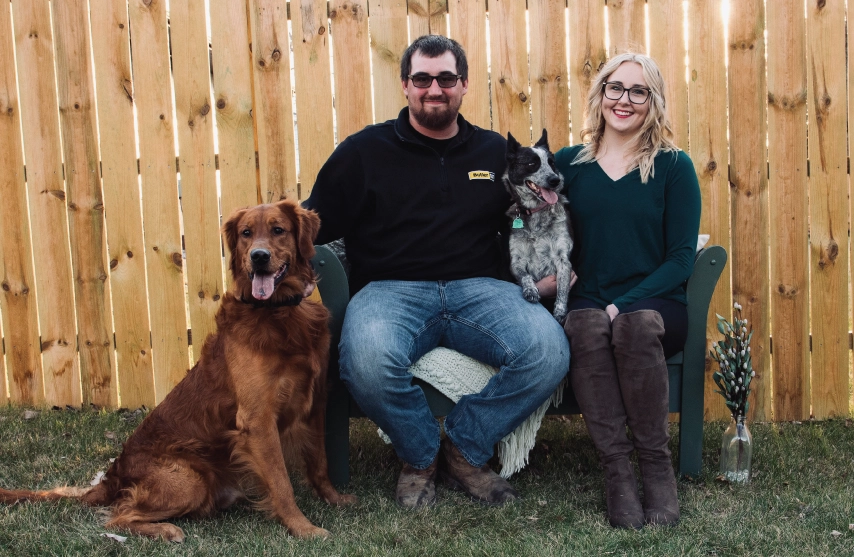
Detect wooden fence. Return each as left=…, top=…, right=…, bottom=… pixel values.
left=0, top=0, right=851, bottom=421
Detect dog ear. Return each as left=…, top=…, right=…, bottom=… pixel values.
left=296, top=206, right=321, bottom=262
left=506, top=132, right=521, bottom=160
left=222, top=207, right=248, bottom=254
left=222, top=207, right=248, bottom=278
left=277, top=200, right=321, bottom=262
left=534, top=128, right=549, bottom=150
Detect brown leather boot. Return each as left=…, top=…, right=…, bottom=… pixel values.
left=438, top=438, right=519, bottom=505
left=612, top=310, right=680, bottom=526
left=565, top=308, right=643, bottom=529
left=396, top=457, right=438, bottom=508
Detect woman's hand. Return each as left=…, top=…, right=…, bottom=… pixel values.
left=534, top=271, right=578, bottom=298
left=605, top=303, right=619, bottom=322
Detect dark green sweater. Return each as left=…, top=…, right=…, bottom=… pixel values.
left=554, top=145, right=701, bottom=311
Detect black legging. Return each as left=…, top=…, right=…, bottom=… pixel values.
left=567, top=297, right=688, bottom=359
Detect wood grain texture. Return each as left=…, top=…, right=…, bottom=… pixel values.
left=648, top=0, right=688, bottom=150
left=12, top=0, right=80, bottom=406
left=128, top=0, right=191, bottom=403
left=448, top=0, right=489, bottom=129
left=687, top=0, right=732, bottom=421
left=249, top=0, right=298, bottom=201
left=409, top=0, right=431, bottom=38
left=89, top=0, right=155, bottom=408
left=52, top=0, right=116, bottom=407
left=607, top=0, right=645, bottom=55
left=0, top=0, right=43, bottom=405
left=569, top=0, right=606, bottom=144
left=767, top=0, right=809, bottom=421
left=368, top=0, right=408, bottom=123
left=529, top=0, right=570, bottom=148
left=170, top=0, right=225, bottom=356
left=806, top=0, right=848, bottom=419
left=211, top=0, right=259, bottom=216
left=330, top=0, right=373, bottom=141
left=487, top=0, right=529, bottom=140
left=292, top=0, right=335, bottom=198
left=727, top=0, right=770, bottom=422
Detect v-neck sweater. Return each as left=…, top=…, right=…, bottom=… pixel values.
left=554, top=145, right=701, bottom=311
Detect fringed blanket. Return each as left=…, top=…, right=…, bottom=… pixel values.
left=378, top=347, right=566, bottom=478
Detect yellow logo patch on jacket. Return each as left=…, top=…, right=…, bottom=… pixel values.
left=468, top=171, right=495, bottom=181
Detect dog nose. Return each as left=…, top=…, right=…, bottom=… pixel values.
left=250, top=249, right=271, bottom=265
left=547, top=176, right=561, bottom=188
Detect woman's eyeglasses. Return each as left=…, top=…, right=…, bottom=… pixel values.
left=602, top=82, right=651, bottom=104
left=408, top=73, right=463, bottom=88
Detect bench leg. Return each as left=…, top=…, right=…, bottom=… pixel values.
left=325, top=381, right=351, bottom=488
left=678, top=404, right=703, bottom=478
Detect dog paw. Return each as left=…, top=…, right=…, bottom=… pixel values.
left=290, top=524, right=332, bottom=539
left=522, top=287, right=540, bottom=303
left=554, top=311, right=567, bottom=325
left=327, top=493, right=358, bottom=507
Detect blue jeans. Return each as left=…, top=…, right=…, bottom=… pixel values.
left=339, top=278, right=570, bottom=469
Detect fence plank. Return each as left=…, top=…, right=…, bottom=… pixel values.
left=607, top=0, right=645, bottom=55
left=767, top=0, right=809, bottom=421
left=429, top=0, right=447, bottom=34
left=127, top=0, right=191, bottom=403
left=292, top=0, right=335, bottom=199
left=569, top=0, right=606, bottom=144
left=12, top=0, right=80, bottom=406
left=409, top=0, right=430, bottom=37
left=330, top=0, right=373, bottom=141
left=170, top=0, right=225, bottom=354
left=89, top=0, right=156, bottom=408
left=368, top=0, right=408, bottom=123
left=211, top=0, right=259, bottom=217
left=488, top=0, right=529, bottom=140
left=687, top=0, right=731, bottom=421
left=52, top=0, right=116, bottom=407
left=0, top=1, right=43, bottom=405
left=727, top=0, right=770, bottom=422
left=806, top=0, right=848, bottom=419
left=448, top=0, right=489, bottom=130
left=250, top=0, right=298, bottom=202
left=648, top=0, right=688, bottom=150
left=529, top=0, right=570, bottom=148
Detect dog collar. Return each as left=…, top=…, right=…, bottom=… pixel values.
left=238, top=294, right=303, bottom=308
left=509, top=201, right=554, bottom=228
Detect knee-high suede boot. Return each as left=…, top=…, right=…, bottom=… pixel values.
left=565, top=308, right=643, bottom=529
left=611, top=310, right=680, bottom=526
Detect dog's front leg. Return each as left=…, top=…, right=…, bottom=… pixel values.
left=553, top=261, right=571, bottom=323
left=517, top=274, right=540, bottom=304
left=234, top=407, right=329, bottom=539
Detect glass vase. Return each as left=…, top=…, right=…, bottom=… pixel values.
left=720, top=415, right=752, bottom=483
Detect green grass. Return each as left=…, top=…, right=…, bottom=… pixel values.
left=1, top=407, right=853, bottom=556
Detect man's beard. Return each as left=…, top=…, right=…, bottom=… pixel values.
left=410, top=94, right=462, bottom=131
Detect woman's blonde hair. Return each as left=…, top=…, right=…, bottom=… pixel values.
left=573, top=52, right=678, bottom=183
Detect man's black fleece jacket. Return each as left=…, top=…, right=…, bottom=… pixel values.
left=304, top=108, right=511, bottom=296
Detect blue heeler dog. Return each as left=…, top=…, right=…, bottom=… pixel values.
left=503, top=129, right=573, bottom=323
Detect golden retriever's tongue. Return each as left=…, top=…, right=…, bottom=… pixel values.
left=252, top=274, right=275, bottom=300
left=541, top=189, right=558, bottom=205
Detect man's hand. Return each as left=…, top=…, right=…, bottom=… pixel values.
left=534, top=271, right=578, bottom=298
left=605, top=303, right=619, bottom=321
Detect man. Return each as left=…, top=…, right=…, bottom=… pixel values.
left=304, top=35, right=569, bottom=508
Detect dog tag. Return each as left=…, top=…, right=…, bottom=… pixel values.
left=512, top=217, right=524, bottom=229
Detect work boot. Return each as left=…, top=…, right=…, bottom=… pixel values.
left=612, top=310, right=680, bottom=526
left=565, top=308, right=644, bottom=529
left=396, top=457, right=438, bottom=508
left=438, top=438, right=519, bottom=505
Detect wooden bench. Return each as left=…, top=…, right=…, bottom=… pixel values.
left=313, top=245, right=727, bottom=487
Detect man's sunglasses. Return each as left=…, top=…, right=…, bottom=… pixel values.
left=408, top=73, right=463, bottom=88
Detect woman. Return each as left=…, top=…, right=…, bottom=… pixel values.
left=554, top=53, right=701, bottom=528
